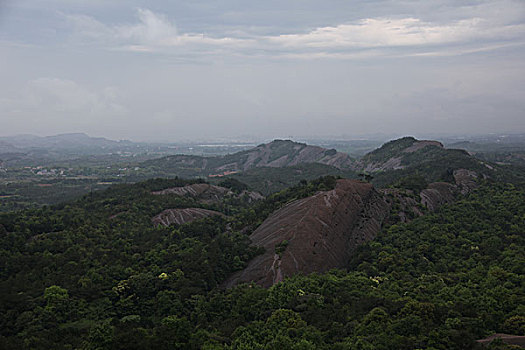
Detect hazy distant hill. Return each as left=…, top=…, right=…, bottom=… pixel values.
left=446, top=138, right=525, bottom=168
left=0, top=133, right=174, bottom=167
left=144, top=137, right=510, bottom=187
left=0, top=140, right=18, bottom=154
left=142, top=139, right=356, bottom=176
left=349, top=136, right=507, bottom=187
left=0, top=133, right=131, bottom=152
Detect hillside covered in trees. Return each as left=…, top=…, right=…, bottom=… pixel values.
left=1, top=137, right=524, bottom=349
left=0, top=175, right=523, bottom=349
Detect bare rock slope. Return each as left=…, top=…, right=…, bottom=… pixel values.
left=152, top=183, right=233, bottom=203
left=224, top=171, right=479, bottom=288
left=152, top=208, right=223, bottom=227
left=356, top=137, right=445, bottom=172
left=152, top=183, right=263, bottom=203
left=215, top=140, right=355, bottom=172
left=224, top=179, right=390, bottom=288
left=142, top=139, right=356, bottom=176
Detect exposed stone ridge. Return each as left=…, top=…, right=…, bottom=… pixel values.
left=418, top=168, right=478, bottom=211
left=453, top=168, right=478, bottom=194
left=420, top=182, right=457, bottom=211
left=223, top=179, right=390, bottom=288
left=355, top=138, right=445, bottom=172
left=360, top=157, right=403, bottom=172
left=152, top=208, right=223, bottom=227
left=152, top=183, right=264, bottom=203
left=216, top=140, right=355, bottom=172
left=224, top=170, right=479, bottom=288
left=152, top=183, right=233, bottom=198
left=476, top=333, right=525, bottom=347
left=239, top=190, right=265, bottom=202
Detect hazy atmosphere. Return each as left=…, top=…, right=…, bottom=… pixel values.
left=1, top=0, right=524, bottom=141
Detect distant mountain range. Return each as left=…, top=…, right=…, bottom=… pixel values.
left=142, top=139, right=354, bottom=175
left=143, top=136, right=500, bottom=181
left=2, top=133, right=522, bottom=188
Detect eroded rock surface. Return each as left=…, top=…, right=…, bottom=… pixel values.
left=420, top=182, right=457, bottom=211
left=152, top=208, right=223, bottom=227
left=453, top=168, right=478, bottom=194
left=224, top=179, right=390, bottom=288
left=152, top=183, right=263, bottom=204
left=476, top=333, right=525, bottom=347
left=152, top=183, right=233, bottom=201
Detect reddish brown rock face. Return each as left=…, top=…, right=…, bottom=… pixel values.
left=224, top=179, right=390, bottom=288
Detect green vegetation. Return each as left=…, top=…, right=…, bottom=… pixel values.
left=217, top=178, right=249, bottom=194
left=275, top=240, right=289, bottom=256
left=229, top=163, right=356, bottom=195
left=0, top=176, right=523, bottom=349
left=370, top=144, right=524, bottom=188
left=395, top=174, right=428, bottom=193
left=266, top=140, right=305, bottom=162
left=1, top=136, right=525, bottom=349
left=361, top=137, right=418, bottom=163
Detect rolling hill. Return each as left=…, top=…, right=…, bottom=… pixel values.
left=0, top=140, right=524, bottom=348
left=141, top=139, right=355, bottom=177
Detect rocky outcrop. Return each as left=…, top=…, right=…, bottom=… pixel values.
left=152, top=183, right=233, bottom=199
left=152, top=208, right=223, bottom=227
left=417, top=169, right=479, bottom=211
left=152, top=183, right=263, bottom=204
left=143, top=140, right=357, bottom=176
left=217, top=140, right=355, bottom=172
left=239, top=190, right=265, bottom=202
left=223, top=179, right=390, bottom=288
left=420, top=182, right=457, bottom=211
left=381, top=188, right=424, bottom=223
left=355, top=137, right=446, bottom=172
left=453, top=168, right=478, bottom=194
left=224, top=171, right=480, bottom=288
left=476, top=333, right=525, bottom=347
left=360, top=157, right=403, bottom=172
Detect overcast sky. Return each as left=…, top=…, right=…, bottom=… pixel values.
left=1, top=0, right=524, bottom=141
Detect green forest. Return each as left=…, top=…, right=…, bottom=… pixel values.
left=1, top=174, right=523, bottom=349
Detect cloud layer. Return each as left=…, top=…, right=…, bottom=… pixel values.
left=63, top=6, right=525, bottom=59
left=1, top=0, right=524, bottom=140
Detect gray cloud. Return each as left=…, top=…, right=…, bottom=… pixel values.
left=0, top=0, right=524, bottom=141
left=61, top=6, right=525, bottom=59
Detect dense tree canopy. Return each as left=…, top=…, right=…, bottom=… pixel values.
left=0, top=176, right=523, bottom=349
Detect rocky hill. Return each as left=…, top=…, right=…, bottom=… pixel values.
left=357, top=137, right=445, bottom=172
left=152, top=208, right=224, bottom=226
left=356, top=137, right=500, bottom=188
left=152, top=183, right=234, bottom=202
left=225, top=167, right=480, bottom=288
left=214, top=139, right=355, bottom=171
left=151, top=183, right=264, bottom=204
left=142, top=139, right=355, bottom=176
left=224, top=179, right=390, bottom=287
left=143, top=137, right=503, bottom=190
